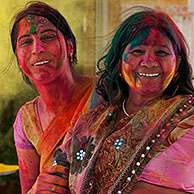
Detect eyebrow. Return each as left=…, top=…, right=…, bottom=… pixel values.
left=40, top=29, right=57, bottom=34
left=18, top=29, right=57, bottom=41
left=131, top=44, right=170, bottom=49
left=156, top=45, right=170, bottom=49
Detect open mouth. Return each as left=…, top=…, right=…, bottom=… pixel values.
left=137, top=72, right=160, bottom=77
left=33, top=60, right=50, bottom=67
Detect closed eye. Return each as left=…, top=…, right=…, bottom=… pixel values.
left=19, top=39, right=33, bottom=47
left=155, top=50, right=170, bottom=57
left=130, top=49, right=145, bottom=56
left=41, top=35, right=56, bottom=42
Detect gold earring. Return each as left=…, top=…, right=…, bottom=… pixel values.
left=70, top=56, right=73, bottom=63
left=119, top=73, right=123, bottom=79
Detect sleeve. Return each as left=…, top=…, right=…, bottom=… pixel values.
left=14, top=108, right=34, bottom=149
left=138, top=114, right=194, bottom=193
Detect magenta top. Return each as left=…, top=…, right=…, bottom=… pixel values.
left=14, top=108, right=34, bottom=149
left=139, top=127, right=194, bottom=193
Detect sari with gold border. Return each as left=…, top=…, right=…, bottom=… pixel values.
left=52, top=94, right=194, bottom=194
left=20, top=78, right=97, bottom=173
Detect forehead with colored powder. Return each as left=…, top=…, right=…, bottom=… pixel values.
left=19, top=15, right=56, bottom=33
left=128, top=28, right=165, bottom=50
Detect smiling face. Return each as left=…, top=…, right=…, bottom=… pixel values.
left=16, top=15, right=70, bottom=83
left=121, top=28, right=178, bottom=97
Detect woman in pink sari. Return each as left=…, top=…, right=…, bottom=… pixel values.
left=11, top=2, right=97, bottom=193
left=35, top=7, right=194, bottom=194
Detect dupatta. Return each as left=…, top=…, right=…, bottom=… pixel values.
left=21, top=79, right=97, bottom=172
left=66, top=95, right=194, bottom=193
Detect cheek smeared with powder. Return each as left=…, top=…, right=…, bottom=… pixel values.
left=162, top=57, right=176, bottom=90
left=58, top=61, right=62, bottom=69
left=122, top=53, right=142, bottom=89
left=57, top=53, right=65, bottom=69
left=121, top=28, right=151, bottom=89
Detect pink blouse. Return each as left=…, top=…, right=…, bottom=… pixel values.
left=14, top=109, right=34, bottom=149
left=139, top=127, right=194, bottom=193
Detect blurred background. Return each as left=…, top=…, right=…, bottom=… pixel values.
left=0, top=0, right=193, bottom=193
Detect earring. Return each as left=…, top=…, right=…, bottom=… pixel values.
left=70, top=56, right=73, bottom=63
left=69, top=55, right=73, bottom=63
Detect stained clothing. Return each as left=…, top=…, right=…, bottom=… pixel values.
left=50, top=95, right=194, bottom=193
left=14, top=78, right=97, bottom=172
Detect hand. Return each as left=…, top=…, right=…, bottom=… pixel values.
left=30, top=166, right=70, bottom=194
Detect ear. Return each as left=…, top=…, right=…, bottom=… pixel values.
left=67, top=40, right=74, bottom=57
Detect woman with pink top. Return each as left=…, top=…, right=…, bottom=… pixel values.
left=11, top=2, right=98, bottom=193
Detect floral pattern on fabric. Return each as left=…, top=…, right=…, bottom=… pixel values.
left=90, top=95, right=194, bottom=193
left=113, top=138, right=126, bottom=150
left=71, top=136, right=95, bottom=175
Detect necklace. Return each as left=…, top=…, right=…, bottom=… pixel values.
left=122, top=98, right=130, bottom=117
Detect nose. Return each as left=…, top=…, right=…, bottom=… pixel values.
left=140, top=53, right=158, bottom=68
left=32, top=38, right=45, bottom=55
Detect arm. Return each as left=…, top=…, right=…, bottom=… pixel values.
left=29, top=112, right=93, bottom=193
left=16, top=147, right=40, bottom=194
left=29, top=148, right=70, bottom=194
left=130, top=182, right=189, bottom=194
left=138, top=113, right=194, bottom=193
left=29, top=132, right=73, bottom=194
left=14, top=109, right=40, bottom=194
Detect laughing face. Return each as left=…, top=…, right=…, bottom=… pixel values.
left=121, top=28, right=178, bottom=97
left=16, top=15, right=70, bottom=83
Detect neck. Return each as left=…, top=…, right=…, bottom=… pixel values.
left=34, top=71, right=79, bottom=115
left=125, top=89, right=162, bottom=115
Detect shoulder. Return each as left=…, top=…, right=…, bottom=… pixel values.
left=164, top=94, right=194, bottom=145
left=14, top=108, right=34, bottom=149
left=20, top=96, right=40, bottom=112
left=77, top=75, right=98, bottom=85
left=163, top=94, right=194, bottom=111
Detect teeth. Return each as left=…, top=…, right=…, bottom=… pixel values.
left=138, top=73, right=159, bottom=77
left=34, top=60, right=49, bottom=66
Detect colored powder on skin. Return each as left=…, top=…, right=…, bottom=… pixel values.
left=122, top=53, right=141, bottom=89
left=123, top=53, right=128, bottom=62
left=122, top=63, right=135, bottom=89
left=58, top=54, right=66, bottom=69
left=162, top=69, right=175, bottom=90
left=128, top=27, right=164, bottom=51
left=129, top=27, right=150, bottom=51
left=58, top=60, right=62, bottom=69
left=30, top=26, right=36, bottom=33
